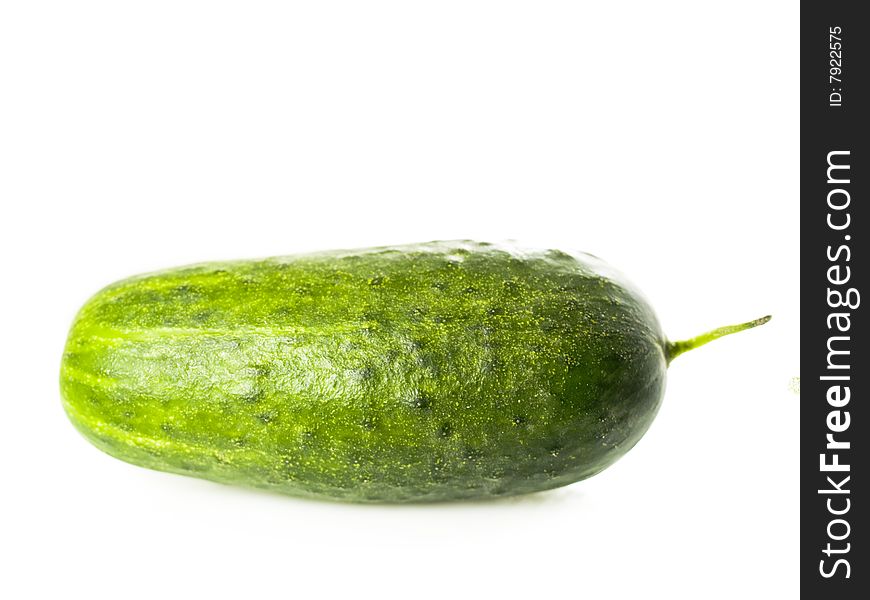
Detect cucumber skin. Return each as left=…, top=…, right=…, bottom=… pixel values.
left=60, top=241, right=667, bottom=502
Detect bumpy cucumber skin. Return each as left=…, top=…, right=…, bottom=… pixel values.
left=61, top=241, right=667, bottom=502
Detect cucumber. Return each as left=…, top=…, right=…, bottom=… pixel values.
left=60, top=240, right=769, bottom=502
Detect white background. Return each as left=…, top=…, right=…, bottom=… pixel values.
left=0, top=2, right=798, bottom=598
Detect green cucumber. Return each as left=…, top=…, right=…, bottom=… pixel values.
left=60, top=240, right=769, bottom=502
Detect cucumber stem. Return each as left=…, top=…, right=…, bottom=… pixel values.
left=666, top=315, right=771, bottom=364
